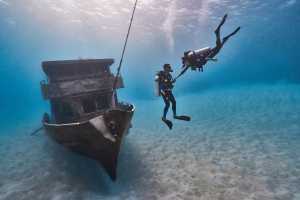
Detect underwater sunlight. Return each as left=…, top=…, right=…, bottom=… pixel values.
left=0, top=0, right=299, bottom=199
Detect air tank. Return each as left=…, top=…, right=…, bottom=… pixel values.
left=183, top=47, right=211, bottom=68
left=154, top=74, right=160, bottom=97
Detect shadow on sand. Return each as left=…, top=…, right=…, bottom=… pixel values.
left=44, top=134, right=153, bottom=196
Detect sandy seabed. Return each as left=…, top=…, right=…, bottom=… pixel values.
left=0, top=84, right=300, bottom=200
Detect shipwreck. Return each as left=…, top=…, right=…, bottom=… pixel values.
left=40, top=59, right=135, bottom=180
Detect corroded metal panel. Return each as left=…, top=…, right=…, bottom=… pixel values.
left=42, top=59, right=114, bottom=83
left=41, top=76, right=124, bottom=99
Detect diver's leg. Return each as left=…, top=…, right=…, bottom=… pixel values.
left=208, top=46, right=220, bottom=59
left=214, top=14, right=228, bottom=47
left=214, top=27, right=222, bottom=48
left=215, top=14, right=228, bottom=33
left=170, top=92, right=191, bottom=121
left=162, top=92, right=170, bottom=119
left=222, top=26, right=241, bottom=44
left=210, top=14, right=228, bottom=58
left=169, top=92, right=177, bottom=117
left=161, top=92, right=173, bottom=129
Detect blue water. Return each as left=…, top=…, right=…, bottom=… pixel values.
left=0, top=0, right=300, bottom=199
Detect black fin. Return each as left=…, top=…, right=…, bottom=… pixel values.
left=162, top=118, right=173, bottom=130
left=174, top=115, right=191, bottom=121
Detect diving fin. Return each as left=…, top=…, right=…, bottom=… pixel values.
left=174, top=115, right=191, bottom=121
left=162, top=118, right=173, bottom=130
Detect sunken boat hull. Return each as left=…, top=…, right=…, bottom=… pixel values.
left=40, top=59, right=134, bottom=180
left=43, top=105, right=134, bottom=180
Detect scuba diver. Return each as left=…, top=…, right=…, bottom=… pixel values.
left=155, top=64, right=191, bottom=130
left=176, top=14, right=241, bottom=79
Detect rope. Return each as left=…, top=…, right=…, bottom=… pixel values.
left=112, top=0, right=138, bottom=90
left=30, top=126, right=44, bottom=136
left=173, top=65, right=189, bottom=82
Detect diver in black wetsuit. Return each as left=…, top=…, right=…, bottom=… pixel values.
left=209, top=14, right=240, bottom=59
left=155, top=64, right=190, bottom=130
left=178, top=14, right=241, bottom=78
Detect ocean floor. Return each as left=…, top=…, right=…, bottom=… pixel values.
left=0, top=84, right=300, bottom=200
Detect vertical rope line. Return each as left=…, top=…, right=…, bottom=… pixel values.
left=113, top=0, right=138, bottom=90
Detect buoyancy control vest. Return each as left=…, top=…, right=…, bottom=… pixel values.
left=154, top=71, right=174, bottom=96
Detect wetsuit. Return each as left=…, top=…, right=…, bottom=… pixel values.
left=208, top=14, right=240, bottom=59
left=179, top=14, right=240, bottom=78
left=157, top=71, right=176, bottom=119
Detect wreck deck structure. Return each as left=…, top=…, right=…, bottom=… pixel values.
left=40, top=59, right=134, bottom=180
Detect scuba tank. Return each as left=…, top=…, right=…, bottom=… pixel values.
left=190, top=47, right=211, bottom=57
left=154, top=72, right=161, bottom=97
left=182, top=47, right=211, bottom=69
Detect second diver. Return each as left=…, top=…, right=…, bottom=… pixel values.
left=155, top=64, right=191, bottom=130
left=177, top=14, right=241, bottom=79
